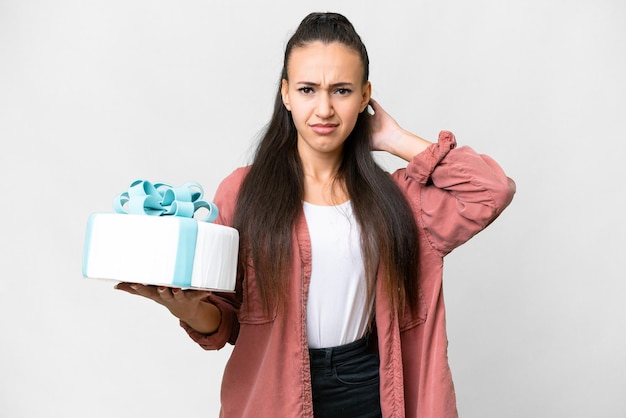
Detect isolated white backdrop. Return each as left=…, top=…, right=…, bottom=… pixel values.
left=1, top=1, right=625, bottom=417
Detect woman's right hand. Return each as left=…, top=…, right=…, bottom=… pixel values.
left=115, top=283, right=221, bottom=334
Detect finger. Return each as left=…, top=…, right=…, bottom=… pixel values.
left=171, top=287, right=187, bottom=301
left=157, top=286, right=207, bottom=303
left=157, top=286, right=174, bottom=302
left=115, top=282, right=138, bottom=294
left=155, top=286, right=207, bottom=301
left=130, top=283, right=160, bottom=300
left=185, top=289, right=214, bottom=302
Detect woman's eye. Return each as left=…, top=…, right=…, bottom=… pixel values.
left=298, top=87, right=314, bottom=94
left=335, top=88, right=352, bottom=95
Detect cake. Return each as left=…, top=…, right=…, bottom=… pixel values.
left=82, top=180, right=239, bottom=291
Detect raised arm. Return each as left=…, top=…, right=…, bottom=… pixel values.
left=369, top=98, right=432, bottom=161
left=404, top=132, right=515, bottom=256
left=369, top=98, right=516, bottom=255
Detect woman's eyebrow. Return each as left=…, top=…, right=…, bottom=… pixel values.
left=295, top=81, right=355, bottom=88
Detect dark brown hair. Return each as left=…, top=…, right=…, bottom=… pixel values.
left=232, top=12, right=419, bottom=315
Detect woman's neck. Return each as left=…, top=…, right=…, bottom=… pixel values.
left=299, top=148, right=348, bottom=206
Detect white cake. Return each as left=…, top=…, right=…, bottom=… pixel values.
left=82, top=213, right=239, bottom=291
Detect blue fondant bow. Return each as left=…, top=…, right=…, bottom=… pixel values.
left=113, top=179, right=218, bottom=222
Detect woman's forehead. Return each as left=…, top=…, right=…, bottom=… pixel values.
left=286, top=42, right=364, bottom=83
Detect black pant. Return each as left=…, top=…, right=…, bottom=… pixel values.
left=309, top=336, right=383, bottom=418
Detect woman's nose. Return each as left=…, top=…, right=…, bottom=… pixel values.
left=315, top=94, right=334, bottom=118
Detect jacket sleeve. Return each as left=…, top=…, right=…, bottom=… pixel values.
left=179, top=168, right=248, bottom=350
left=393, top=130, right=516, bottom=256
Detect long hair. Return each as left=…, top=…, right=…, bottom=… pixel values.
left=232, top=12, right=419, bottom=315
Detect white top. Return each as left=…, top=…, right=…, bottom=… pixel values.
left=303, top=201, right=372, bottom=349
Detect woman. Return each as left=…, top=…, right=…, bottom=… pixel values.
left=117, top=12, right=516, bottom=417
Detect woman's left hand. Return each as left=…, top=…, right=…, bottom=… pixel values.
left=369, top=98, right=404, bottom=153
left=368, top=98, right=433, bottom=161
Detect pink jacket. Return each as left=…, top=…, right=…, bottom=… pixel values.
left=181, top=131, right=516, bottom=417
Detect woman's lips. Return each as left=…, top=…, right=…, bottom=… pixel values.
left=310, top=123, right=338, bottom=135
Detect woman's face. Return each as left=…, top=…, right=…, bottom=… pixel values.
left=281, top=41, right=371, bottom=160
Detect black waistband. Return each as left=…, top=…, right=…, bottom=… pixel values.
left=308, top=336, right=373, bottom=366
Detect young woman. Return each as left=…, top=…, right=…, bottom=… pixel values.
left=117, top=12, right=516, bottom=417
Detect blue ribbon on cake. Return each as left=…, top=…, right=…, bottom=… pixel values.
left=112, top=180, right=219, bottom=288
left=113, top=179, right=218, bottom=222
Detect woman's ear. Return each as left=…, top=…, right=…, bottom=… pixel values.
left=281, top=79, right=291, bottom=111
left=360, top=81, right=372, bottom=113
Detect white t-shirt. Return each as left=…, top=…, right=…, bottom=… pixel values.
left=302, top=201, right=373, bottom=349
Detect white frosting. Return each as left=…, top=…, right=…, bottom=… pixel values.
left=83, top=213, right=238, bottom=291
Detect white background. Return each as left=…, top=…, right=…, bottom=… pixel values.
left=1, top=1, right=625, bottom=417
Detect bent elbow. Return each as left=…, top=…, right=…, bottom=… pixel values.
left=497, top=177, right=516, bottom=209
left=486, top=176, right=516, bottom=224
